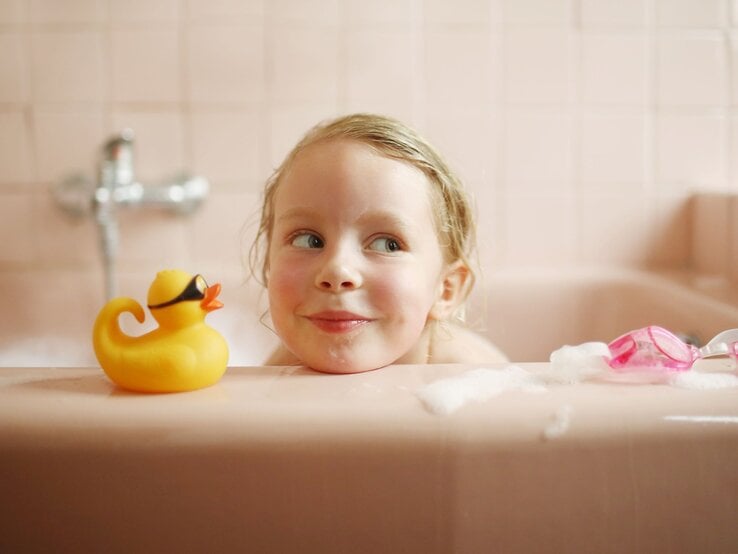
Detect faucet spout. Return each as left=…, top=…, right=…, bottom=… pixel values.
left=95, top=198, right=119, bottom=303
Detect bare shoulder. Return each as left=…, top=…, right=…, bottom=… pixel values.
left=429, top=324, right=508, bottom=364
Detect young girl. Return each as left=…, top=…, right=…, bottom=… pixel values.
left=250, top=113, right=507, bottom=373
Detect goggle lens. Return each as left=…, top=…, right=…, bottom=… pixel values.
left=148, top=274, right=207, bottom=309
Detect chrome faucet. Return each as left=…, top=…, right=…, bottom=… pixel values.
left=54, top=129, right=209, bottom=300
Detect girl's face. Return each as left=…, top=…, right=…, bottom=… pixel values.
left=266, top=139, right=452, bottom=373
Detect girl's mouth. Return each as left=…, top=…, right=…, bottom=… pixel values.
left=306, top=311, right=374, bottom=334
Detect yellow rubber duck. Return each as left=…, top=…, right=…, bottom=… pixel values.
left=93, top=269, right=229, bottom=393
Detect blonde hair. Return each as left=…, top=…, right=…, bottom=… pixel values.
left=249, top=113, right=477, bottom=300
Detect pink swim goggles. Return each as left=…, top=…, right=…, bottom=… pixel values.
left=607, top=325, right=738, bottom=372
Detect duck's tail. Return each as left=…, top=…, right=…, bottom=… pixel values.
left=92, top=297, right=145, bottom=371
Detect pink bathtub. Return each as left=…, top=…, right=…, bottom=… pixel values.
left=2, top=267, right=737, bottom=366
left=1, top=268, right=737, bottom=552
left=478, top=267, right=738, bottom=361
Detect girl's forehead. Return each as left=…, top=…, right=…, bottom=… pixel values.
left=288, top=138, right=404, bottom=178
left=275, top=139, right=434, bottom=211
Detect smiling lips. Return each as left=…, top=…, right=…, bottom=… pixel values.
left=306, top=311, right=374, bottom=333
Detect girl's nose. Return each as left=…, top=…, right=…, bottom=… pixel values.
left=315, top=248, right=363, bottom=291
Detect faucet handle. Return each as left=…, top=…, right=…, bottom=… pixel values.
left=139, top=174, right=210, bottom=215
left=175, top=175, right=209, bottom=215
left=53, top=173, right=96, bottom=217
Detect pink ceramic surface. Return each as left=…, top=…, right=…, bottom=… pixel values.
left=478, top=268, right=738, bottom=361
left=0, top=362, right=736, bottom=553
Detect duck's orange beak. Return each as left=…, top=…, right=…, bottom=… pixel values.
left=200, top=283, right=224, bottom=312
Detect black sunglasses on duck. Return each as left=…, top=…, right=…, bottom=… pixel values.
left=148, top=275, right=208, bottom=310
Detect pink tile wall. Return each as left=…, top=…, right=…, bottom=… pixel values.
left=1, top=0, right=737, bottom=291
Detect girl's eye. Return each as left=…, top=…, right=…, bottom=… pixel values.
left=291, top=232, right=324, bottom=249
left=368, top=236, right=402, bottom=253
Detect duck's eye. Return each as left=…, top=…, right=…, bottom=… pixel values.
left=291, top=232, right=324, bottom=249
left=368, top=236, right=402, bottom=253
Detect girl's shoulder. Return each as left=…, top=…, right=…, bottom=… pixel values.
left=430, top=324, right=508, bottom=364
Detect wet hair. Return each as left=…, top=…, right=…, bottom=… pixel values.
left=249, top=113, right=477, bottom=301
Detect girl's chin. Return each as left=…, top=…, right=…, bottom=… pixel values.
left=307, top=364, right=382, bottom=375
left=302, top=353, right=393, bottom=375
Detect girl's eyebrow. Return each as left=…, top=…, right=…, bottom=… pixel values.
left=276, top=207, right=417, bottom=231
left=356, top=210, right=416, bottom=232
left=274, top=207, right=320, bottom=223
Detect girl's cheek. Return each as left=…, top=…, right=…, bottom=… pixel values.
left=269, top=256, right=310, bottom=296
left=370, top=267, right=423, bottom=306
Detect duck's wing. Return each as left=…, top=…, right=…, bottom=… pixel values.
left=119, top=343, right=198, bottom=393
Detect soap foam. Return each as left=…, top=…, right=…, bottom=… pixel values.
left=669, top=371, right=738, bottom=390
left=546, top=342, right=610, bottom=384
left=417, top=366, right=546, bottom=416
left=542, top=404, right=573, bottom=440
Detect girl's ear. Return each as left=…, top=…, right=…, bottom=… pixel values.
left=430, top=260, right=471, bottom=321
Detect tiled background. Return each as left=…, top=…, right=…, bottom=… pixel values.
left=1, top=0, right=737, bottom=295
